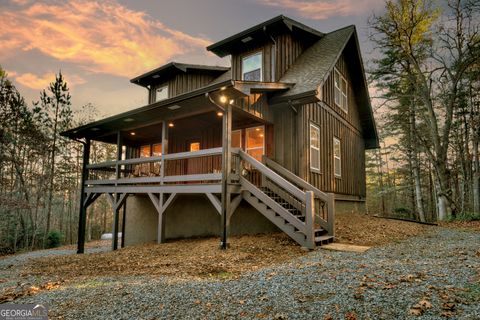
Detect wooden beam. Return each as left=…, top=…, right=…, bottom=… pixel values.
left=206, top=193, right=221, bottom=215
left=86, top=184, right=223, bottom=194
left=161, top=121, right=168, bottom=184
left=228, top=194, right=242, bottom=221
left=77, top=139, right=90, bottom=254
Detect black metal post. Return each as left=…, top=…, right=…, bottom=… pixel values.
left=77, top=139, right=90, bottom=254
left=112, top=131, right=122, bottom=251
left=220, top=103, right=232, bottom=249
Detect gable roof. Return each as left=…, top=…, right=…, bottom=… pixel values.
left=271, top=25, right=379, bottom=149
left=207, top=15, right=323, bottom=57
left=130, top=62, right=229, bottom=88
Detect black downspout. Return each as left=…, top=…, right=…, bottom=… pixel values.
left=77, top=138, right=90, bottom=254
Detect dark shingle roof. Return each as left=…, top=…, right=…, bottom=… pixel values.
left=277, top=26, right=355, bottom=98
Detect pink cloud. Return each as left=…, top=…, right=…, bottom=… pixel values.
left=13, top=72, right=86, bottom=90
left=259, top=0, right=381, bottom=19
left=0, top=0, right=212, bottom=78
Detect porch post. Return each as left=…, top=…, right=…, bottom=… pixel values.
left=220, top=103, right=232, bottom=249
left=112, top=131, right=122, bottom=251
left=121, top=202, right=127, bottom=248
left=161, top=121, right=169, bottom=183
left=77, top=138, right=90, bottom=254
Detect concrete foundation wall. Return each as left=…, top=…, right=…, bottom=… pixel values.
left=124, top=194, right=279, bottom=246
left=335, top=199, right=367, bottom=215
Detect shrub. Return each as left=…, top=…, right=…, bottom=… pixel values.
left=393, top=207, right=411, bottom=218
left=46, top=230, right=63, bottom=248
left=448, top=212, right=480, bottom=222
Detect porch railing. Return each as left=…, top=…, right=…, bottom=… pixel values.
left=85, top=147, right=223, bottom=186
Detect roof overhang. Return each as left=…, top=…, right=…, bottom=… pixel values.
left=232, top=81, right=294, bottom=95
left=207, top=15, right=324, bottom=57
left=130, top=62, right=230, bottom=88
left=61, top=80, right=246, bottom=143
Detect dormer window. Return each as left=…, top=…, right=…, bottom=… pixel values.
left=242, top=52, right=262, bottom=81
left=155, top=85, right=168, bottom=102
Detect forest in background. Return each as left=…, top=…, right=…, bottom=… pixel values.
left=0, top=0, right=479, bottom=253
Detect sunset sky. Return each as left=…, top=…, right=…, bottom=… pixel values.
left=0, top=0, right=385, bottom=118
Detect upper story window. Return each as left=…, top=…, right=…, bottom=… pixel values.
left=242, top=52, right=262, bottom=81
left=155, top=85, right=169, bottom=102
left=334, top=68, right=348, bottom=112
left=333, top=137, right=341, bottom=178
left=309, top=123, right=320, bottom=172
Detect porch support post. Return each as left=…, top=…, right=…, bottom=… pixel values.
left=121, top=200, right=127, bottom=248
left=112, top=131, right=122, bottom=251
left=77, top=138, right=90, bottom=254
left=161, top=121, right=169, bottom=183
left=220, top=103, right=232, bottom=249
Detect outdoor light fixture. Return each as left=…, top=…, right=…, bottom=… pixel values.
left=168, top=122, right=174, bottom=127
left=152, top=74, right=160, bottom=79
left=241, top=36, right=253, bottom=43
left=219, top=95, right=228, bottom=104
left=217, top=112, right=224, bottom=117
left=167, top=105, right=181, bottom=110
left=124, top=118, right=135, bottom=122
left=229, top=99, right=234, bottom=105
left=130, top=132, right=135, bottom=136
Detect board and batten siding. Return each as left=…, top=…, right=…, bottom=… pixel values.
left=149, top=73, right=217, bottom=104
left=231, top=33, right=306, bottom=82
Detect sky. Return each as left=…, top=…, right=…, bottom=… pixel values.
left=0, top=0, right=386, bottom=119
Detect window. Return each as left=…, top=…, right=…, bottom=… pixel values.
left=333, top=137, right=341, bottom=177
left=152, top=143, right=162, bottom=156
left=155, top=85, right=168, bottom=102
left=334, top=69, right=348, bottom=112
left=140, top=145, right=151, bottom=158
left=232, top=130, right=242, bottom=148
left=309, top=123, right=320, bottom=171
left=245, top=126, right=265, bottom=161
left=242, top=52, right=262, bottom=81
left=189, top=142, right=200, bottom=152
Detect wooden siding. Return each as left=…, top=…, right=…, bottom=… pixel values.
left=149, top=73, right=217, bottom=104
left=321, top=52, right=363, bottom=132
left=299, top=102, right=366, bottom=197
left=272, top=105, right=298, bottom=175
left=231, top=33, right=306, bottom=82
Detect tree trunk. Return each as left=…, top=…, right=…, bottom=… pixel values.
left=473, top=138, right=479, bottom=214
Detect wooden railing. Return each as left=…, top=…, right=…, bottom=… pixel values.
left=263, top=156, right=335, bottom=237
left=236, top=149, right=317, bottom=247
left=85, top=148, right=223, bottom=186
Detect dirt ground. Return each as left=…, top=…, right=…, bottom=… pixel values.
left=17, top=213, right=435, bottom=283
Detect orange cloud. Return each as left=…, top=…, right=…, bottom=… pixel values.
left=259, top=0, right=381, bottom=19
left=0, top=0, right=212, bottom=77
left=14, top=72, right=86, bottom=90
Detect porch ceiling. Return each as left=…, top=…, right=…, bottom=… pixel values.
left=61, top=80, right=246, bottom=144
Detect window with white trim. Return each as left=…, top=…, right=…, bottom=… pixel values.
left=245, top=126, right=265, bottom=161
left=333, top=137, right=341, bottom=177
left=155, top=85, right=168, bottom=102
left=242, top=52, right=262, bottom=81
left=309, top=123, right=320, bottom=171
left=334, top=68, right=348, bottom=112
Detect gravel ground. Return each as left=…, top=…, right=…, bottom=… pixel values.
left=5, top=227, right=480, bottom=319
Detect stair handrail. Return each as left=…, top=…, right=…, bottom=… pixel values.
left=262, top=156, right=329, bottom=202
left=238, top=150, right=307, bottom=202
left=263, top=156, right=335, bottom=237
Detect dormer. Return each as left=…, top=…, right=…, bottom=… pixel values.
left=207, top=15, right=323, bottom=82
left=130, top=62, right=230, bottom=104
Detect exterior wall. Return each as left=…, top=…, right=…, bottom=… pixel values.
left=272, top=104, right=299, bottom=175
left=231, top=33, right=307, bottom=82
left=124, top=195, right=280, bottom=246
left=232, top=93, right=274, bottom=123
left=149, top=72, right=217, bottom=104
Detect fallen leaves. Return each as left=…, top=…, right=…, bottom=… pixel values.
left=0, top=281, right=62, bottom=303
left=409, top=298, right=432, bottom=316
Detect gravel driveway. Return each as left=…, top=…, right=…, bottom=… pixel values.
left=6, top=227, right=480, bottom=319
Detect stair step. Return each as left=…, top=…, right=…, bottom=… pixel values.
left=315, top=235, right=334, bottom=245
left=314, top=228, right=327, bottom=236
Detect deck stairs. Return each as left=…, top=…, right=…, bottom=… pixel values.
left=236, top=150, right=335, bottom=249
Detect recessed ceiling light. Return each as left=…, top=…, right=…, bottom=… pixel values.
left=91, top=128, right=100, bottom=131
left=167, top=105, right=181, bottom=110
left=130, top=132, right=136, bottom=136
left=152, top=75, right=160, bottom=79
left=168, top=122, right=174, bottom=128
left=217, top=112, right=223, bottom=117
left=219, top=95, right=227, bottom=104
left=124, top=118, right=135, bottom=122
left=241, top=36, right=253, bottom=43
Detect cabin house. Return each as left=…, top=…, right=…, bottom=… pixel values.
left=62, top=15, right=378, bottom=252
